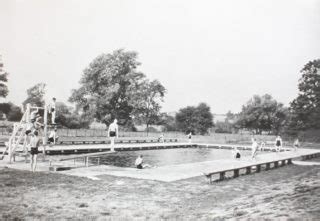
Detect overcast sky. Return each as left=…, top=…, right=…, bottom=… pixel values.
left=1, top=0, right=319, bottom=114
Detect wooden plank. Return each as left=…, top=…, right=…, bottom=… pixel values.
left=266, top=163, right=271, bottom=170
left=59, top=151, right=114, bottom=161
left=233, top=169, right=239, bottom=178
left=219, top=171, right=225, bottom=181
left=256, top=165, right=261, bottom=172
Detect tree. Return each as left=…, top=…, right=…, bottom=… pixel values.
left=55, top=102, right=91, bottom=129
left=69, top=49, right=147, bottom=127
left=158, top=112, right=177, bottom=131
left=0, top=102, right=12, bottom=120
left=215, top=121, right=233, bottom=133
left=7, top=104, right=23, bottom=121
left=214, top=111, right=236, bottom=134
left=0, top=103, right=11, bottom=116
left=235, top=94, right=288, bottom=134
left=0, top=102, right=23, bottom=121
left=289, top=59, right=320, bottom=131
left=23, top=83, right=46, bottom=107
left=131, top=79, right=166, bottom=133
left=175, top=103, right=214, bottom=135
left=0, top=56, right=9, bottom=98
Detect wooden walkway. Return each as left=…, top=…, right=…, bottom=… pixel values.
left=0, top=138, right=178, bottom=147
left=0, top=142, right=197, bottom=156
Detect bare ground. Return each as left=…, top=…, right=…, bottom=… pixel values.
left=0, top=163, right=319, bottom=220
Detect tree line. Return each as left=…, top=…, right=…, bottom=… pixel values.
left=0, top=52, right=319, bottom=137
left=214, top=59, right=320, bottom=137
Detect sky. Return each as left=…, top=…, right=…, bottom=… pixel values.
left=0, top=0, right=320, bottom=114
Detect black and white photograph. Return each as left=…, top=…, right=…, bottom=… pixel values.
left=0, top=0, right=320, bottom=220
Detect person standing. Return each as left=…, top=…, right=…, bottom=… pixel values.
left=275, top=135, right=283, bottom=152
left=293, top=138, right=300, bottom=151
left=29, top=130, right=41, bottom=172
left=251, top=138, right=258, bottom=159
left=108, top=119, right=119, bottom=152
left=187, top=132, right=192, bottom=143
left=48, top=97, right=57, bottom=124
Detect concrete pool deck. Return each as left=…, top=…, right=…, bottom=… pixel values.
left=1, top=147, right=320, bottom=182
left=58, top=148, right=320, bottom=182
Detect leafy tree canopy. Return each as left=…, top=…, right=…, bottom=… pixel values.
left=55, top=102, right=91, bottom=129
left=289, top=59, right=320, bottom=130
left=0, top=102, right=23, bottom=121
left=236, top=94, right=288, bottom=134
left=131, top=79, right=166, bottom=131
left=0, top=57, right=9, bottom=98
left=69, top=49, right=166, bottom=128
left=23, top=83, right=46, bottom=107
left=175, top=103, right=214, bottom=135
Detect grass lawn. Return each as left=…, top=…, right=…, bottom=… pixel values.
left=0, top=163, right=319, bottom=220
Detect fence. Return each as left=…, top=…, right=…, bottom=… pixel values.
left=54, top=129, right=279, bottom=143
left=1, top=126, right=319, bottom=145
left=0, top=127, right=11, bottom=135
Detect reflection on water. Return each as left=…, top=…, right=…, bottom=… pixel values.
left=92, top=148, right=252, bottom=168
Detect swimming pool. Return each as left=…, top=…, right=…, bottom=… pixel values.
left=89, top=148, right=253, bottom=168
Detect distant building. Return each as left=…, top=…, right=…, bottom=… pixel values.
left=135, top=124, right=164, bottom=132
left=166, top=111, right=177, bottom=117
left=213, top=114, right=227, bottom=123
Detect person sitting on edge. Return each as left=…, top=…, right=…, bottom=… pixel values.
left=48, top=127, right=59, bottom=145
left=293, top=138, right=300, bottom=151
left=232, top=147, right=241, bottom=159
left=108, top=119, right=119, bottom=152
left=29, top=130, right=41, bottom=172
left=275, top=135, right=283, bottom=152
left=135, top=155, right=152, bottom=169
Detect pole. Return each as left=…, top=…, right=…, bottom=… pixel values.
left=43, top=102, right=48, bottom=146
left=26, top=103, right=31, bottom=122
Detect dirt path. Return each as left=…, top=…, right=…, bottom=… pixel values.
left=0, top=164, right=319, bottom=220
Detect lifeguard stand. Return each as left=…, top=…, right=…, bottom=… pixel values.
left=0, top=103, right=49, bottom=162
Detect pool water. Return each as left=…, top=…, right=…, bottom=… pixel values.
left=91, top=148, right=253, bottom=168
